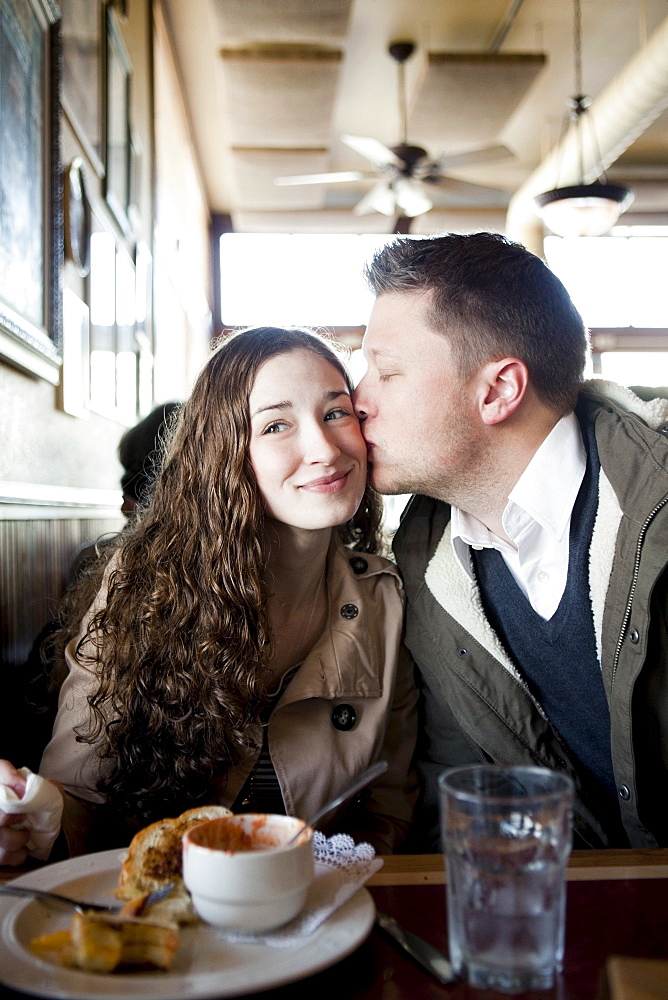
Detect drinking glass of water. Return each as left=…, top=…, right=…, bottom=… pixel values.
left=439, top=765, right=574, bottom=993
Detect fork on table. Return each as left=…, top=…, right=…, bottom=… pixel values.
left=0, top=881, right=175, bottom=916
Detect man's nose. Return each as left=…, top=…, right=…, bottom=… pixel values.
left=353, top=378, right=369, bottom=420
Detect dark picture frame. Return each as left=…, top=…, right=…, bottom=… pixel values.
left=63, top=156, right=91, bottom=276
left=59, top=0, right=104, bottom=176
left=0, top=0, right=62, bottom=383
left=103, top=5, right=131, bottom=235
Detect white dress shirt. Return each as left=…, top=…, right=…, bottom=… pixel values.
left=451, top=412, right=587, bottom=620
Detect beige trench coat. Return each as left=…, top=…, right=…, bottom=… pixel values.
left=40, top=535, right=418, bottom=855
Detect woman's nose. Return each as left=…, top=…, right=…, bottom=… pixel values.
left=304, top=425, right=341, bottom=464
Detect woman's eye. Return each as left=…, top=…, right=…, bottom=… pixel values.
left=324, top=407, right=350, bottom=421
left=262, top=420, right=289, bottom=434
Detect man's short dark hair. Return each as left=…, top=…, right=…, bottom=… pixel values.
left=363, top=232, right=588, bottom=414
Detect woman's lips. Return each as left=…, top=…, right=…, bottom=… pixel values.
left=299, top=470, right=350, bottom=494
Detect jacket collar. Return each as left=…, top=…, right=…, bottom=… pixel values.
left=578, top=381, right=668, bottom=519
left=275, top=535, right=402, bottom=707
left=581, top=379, right=668, bottom=431
left=425, top=520, right=523, bottom=679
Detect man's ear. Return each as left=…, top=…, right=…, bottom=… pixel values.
left=478, top=359, right=529, bottom=426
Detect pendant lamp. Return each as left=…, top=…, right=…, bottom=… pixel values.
left=534, top=0, right=634, bottom=237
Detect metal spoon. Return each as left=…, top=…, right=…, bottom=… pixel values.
left=286, top=759, right=388, bottom=846
left=0, top=880, right=176, bottom=916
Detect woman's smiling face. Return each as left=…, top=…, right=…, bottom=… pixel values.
left=248, top=348, right=367, bottom=532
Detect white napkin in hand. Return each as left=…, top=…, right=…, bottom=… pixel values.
left=219, top=831, right=383, bottom=948
left=0, top=767, right=63, bottom=860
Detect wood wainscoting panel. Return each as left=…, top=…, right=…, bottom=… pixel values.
left=0, top=516, right=123, bottom=666
left=0, top=514, right=123, bottom=768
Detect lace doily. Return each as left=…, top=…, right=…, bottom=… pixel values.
left=312, top=830, right=377, bottom=870
left=217, top=832, right=383, bottom=948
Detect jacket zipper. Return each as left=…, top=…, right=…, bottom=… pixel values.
left=611, top=492, right=668, bottom=688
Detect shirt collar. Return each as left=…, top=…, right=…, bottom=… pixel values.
left=507, top=411, right=586, bottom=539
left=451, top=412, right=586, bottom=574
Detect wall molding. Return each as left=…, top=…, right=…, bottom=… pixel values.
left=0, top=481, right=122, bottom=520
left=0, top=328, right=61, bottom=384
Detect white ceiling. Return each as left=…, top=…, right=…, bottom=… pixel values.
left=162, top=0, right=668, bottom=236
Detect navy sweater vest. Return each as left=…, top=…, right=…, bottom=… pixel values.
left=472, top=418, right=618, bottom=804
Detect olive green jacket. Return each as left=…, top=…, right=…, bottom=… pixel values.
left=394, top=381, right=668, bottom=851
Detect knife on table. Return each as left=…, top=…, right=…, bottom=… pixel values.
left=375, top=910, right=455, bottom=985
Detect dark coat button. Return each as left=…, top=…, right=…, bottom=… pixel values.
left=349, top=556, right=368, bottom=575
left=340, top=603, right=359, bottom=619
left=629, top=628, right=640, bottom=644
left=618, top=784, right=631, bottom=800
left=332, top=704, right=357, bottom=731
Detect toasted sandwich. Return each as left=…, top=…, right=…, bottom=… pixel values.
left=116, top=804, right=233, bottom=924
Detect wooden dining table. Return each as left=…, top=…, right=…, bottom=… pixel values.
left=1, top=848, right=667, bottom=999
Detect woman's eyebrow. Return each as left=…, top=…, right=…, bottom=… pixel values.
left=252, top=389, right=349, bottom=418
left=251, top=399, right=291, bottom=418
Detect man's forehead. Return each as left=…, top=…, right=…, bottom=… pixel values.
left=363, top=304, right=446, bottom=357
left=366, top=288, right=437, bottom=330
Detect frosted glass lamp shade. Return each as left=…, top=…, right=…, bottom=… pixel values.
left=534, top=182, right=634, bottom=237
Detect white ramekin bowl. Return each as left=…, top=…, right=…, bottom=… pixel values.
left=182, top=813, right=314, bottom=932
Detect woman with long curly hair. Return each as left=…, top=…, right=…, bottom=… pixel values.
left=0, top=327, right=417, bottom=864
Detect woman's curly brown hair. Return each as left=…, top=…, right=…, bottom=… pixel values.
left=62, top=327, right=382, bottom=821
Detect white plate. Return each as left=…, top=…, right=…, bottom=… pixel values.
left=0, top=849, right=375, bottom=999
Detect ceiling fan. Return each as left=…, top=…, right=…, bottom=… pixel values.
left=274, top=40, right=512, bottom=232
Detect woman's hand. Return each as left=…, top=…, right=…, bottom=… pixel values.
left=0, top=759, right=30, bottom=866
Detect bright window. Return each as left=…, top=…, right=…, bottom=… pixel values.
left=544, top=230, right=668, bottom=330
left=598, top=352, right=668, bottom=387
left=545, top=228, right=668, bottom=387
left=219, top=233, right=392, bottom=327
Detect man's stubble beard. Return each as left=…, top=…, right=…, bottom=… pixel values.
left=370, top=423, right=495, bottom=511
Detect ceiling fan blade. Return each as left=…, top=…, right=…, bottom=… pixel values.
left=341, top=134, right=402, bottom=170
left=274, top=170, right=366, bottom=186
left=393, top=178, right=433, bottom=217
left=426, top=175, right=510, bottom=205
left=428, top=143, right=514, bottom=174
left=352, top=181, right=397, bottom=217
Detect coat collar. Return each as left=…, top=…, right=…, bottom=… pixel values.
left=425, top=520, right=522, bottom=679
left=275, top=535, right=402, bottom=708
left=581, top=379, right=668, bottom=431
left=578, top=382, right=668, bottom=520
